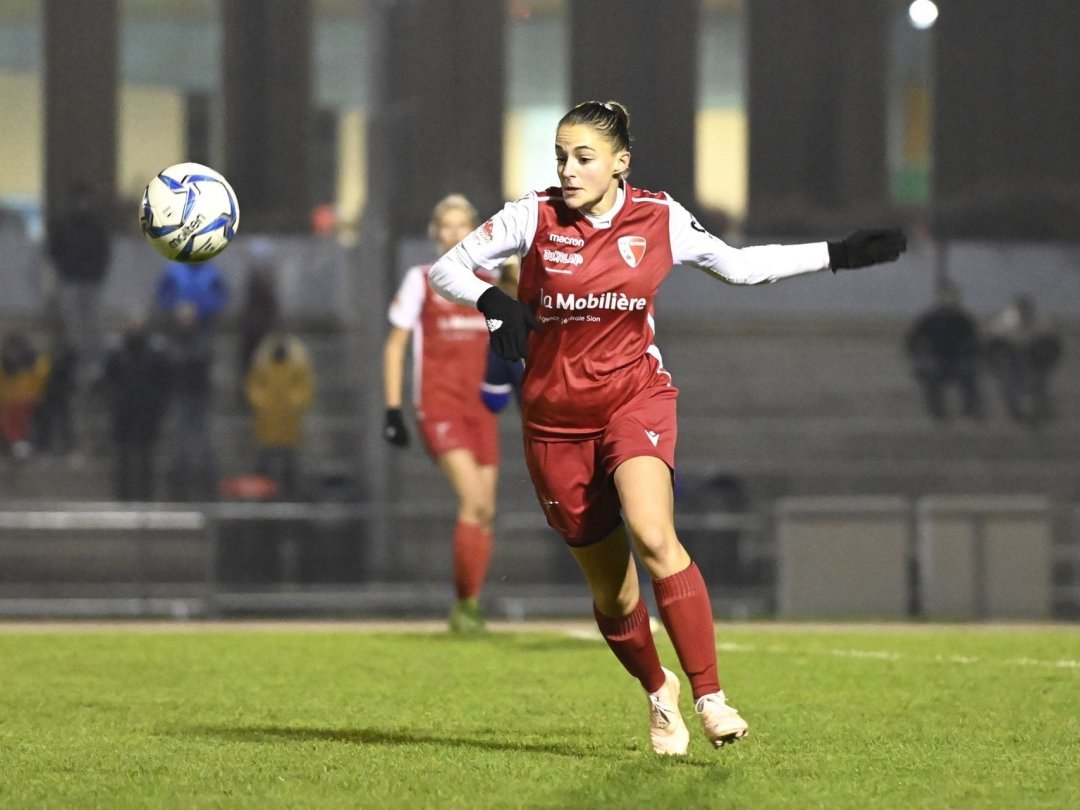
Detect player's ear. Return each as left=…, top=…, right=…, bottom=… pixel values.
left=613, top=149, right=630, bottom=179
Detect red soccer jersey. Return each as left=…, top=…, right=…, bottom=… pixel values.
left=516, top=186, right=676, bottom=435
left=427, top=181, right=831, bottom=438
left=388, top=264, right=492, bottom=420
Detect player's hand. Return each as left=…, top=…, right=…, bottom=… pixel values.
left=383, top=408, right=409, bottom=447
left=477, top=286, right=539, bottom=362
left=828, top=228, right=907, bottom=271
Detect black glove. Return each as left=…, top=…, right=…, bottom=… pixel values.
left=828, top=228, right=907, bottom=271
left=383, top=407, right=409, bottom=447
left=476, top=286, right=539, bottom=362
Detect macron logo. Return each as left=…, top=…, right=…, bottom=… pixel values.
left=645, top=430, right=660, bottom=447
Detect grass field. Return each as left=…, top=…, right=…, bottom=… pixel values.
left=1, top=622, right=1078, bottom=809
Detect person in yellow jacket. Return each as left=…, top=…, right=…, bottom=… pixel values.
left=0, top=332, right=50, bottom=458
left=243, top=331, right=315, bottom=498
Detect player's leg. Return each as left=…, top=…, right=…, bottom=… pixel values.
left=438, top=448, right=495, bottom=632
left=569, top=527, right=688, bottom=755
left=615, top=455, right=749, bottom=748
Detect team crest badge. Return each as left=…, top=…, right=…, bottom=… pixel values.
left=618, top=235, right=646, bottom=268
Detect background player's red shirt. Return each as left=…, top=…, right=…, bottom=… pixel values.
left=388, top=264, right=492, bottom=420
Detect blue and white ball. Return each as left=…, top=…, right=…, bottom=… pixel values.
left=140, top=162, right=239, bottom=262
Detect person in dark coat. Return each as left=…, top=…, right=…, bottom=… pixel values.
left=905, top=282, right=983, bottom=420
left=46, top=182, right=112, bottom=383
left=101, top=316, right=172, bottom=500
left=165, top=302, right=218, bottom=501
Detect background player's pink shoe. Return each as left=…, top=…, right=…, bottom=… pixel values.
left=694, top=691, right=749, bottom=747
left=648, top=667, right=690, bottom=755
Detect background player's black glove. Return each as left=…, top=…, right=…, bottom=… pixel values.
left=383, top=407, right=409, bottom=447
left=477, top=286, right=539, bottom=362
left=828, top=228, right=907, bottom=271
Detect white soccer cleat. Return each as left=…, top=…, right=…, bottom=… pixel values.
left=647, top=667, right=690, bottom=756
left=695, top=690, right=749, bottom=748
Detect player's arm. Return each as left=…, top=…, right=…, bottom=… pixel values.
left=668, top=199, right=904, bottom=283
left=428, top=197, right=539, bottom=362
left=382, top=268, right=425, bottom=447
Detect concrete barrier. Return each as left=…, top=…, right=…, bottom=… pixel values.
left=776, top=496, right=911, bottom=618
left=917, top=496, right=1052, bottom=620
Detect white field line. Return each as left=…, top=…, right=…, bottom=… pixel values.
left=2, top=620, right=1078, bottom=670
left=710, top=641, right=1080, bottom=671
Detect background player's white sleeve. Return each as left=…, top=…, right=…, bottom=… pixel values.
left=387, top=266, right=427, bottom=329
left=667, top=197, right=830, bottom=284
left=428, top=195, right=537, bottom=307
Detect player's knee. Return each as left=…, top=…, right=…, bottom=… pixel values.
left=459, top=497, right=495, bottom=528
left=593, top=589, right=638, bottom=619
left=630, top=524, right=681, bottom=566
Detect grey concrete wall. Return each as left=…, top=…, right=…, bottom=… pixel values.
left=776, top=496, right=911, bottom=619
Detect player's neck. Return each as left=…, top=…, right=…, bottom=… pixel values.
left=581, top=183, right=625, bottom=226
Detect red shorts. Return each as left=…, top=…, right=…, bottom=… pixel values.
left=523, top=387, right=677, bottom=546
left=418, top=409, right=499, bottom=466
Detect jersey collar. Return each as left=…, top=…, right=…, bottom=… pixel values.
left=582, top=182, right=626, bottom=230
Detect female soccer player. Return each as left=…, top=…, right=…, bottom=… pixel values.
left=428, top=101, right=905, bottom=754
left=382, top=194, right=502, bottom=634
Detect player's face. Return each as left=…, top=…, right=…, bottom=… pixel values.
left=555, top=124, right=630, bottom=217
left=434, top=206, right=476, bottom=253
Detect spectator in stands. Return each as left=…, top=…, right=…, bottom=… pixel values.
left=244, top=330, right=315, bottom=499
left=904, top=282, right=983, bottom=420
left=101, top=314, right=172, bottom=500
left=46, top=181, right=111, bottom=385
left=154, top=259, right=227, bottom=500
left=155, top=259, right=228, bottom=328
left=237, top=262, right=280, bottom=398
left=31, top=340, right=77, bottom=456
left=0, top=332, right=49, bottom=458
left=984, top=294, right=1062, bottom=426
left=165, top=302, right=218, bottom=501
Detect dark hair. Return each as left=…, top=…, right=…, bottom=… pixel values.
left=558, top=100, right=632, bottom=154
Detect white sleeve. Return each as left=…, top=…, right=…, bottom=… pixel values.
left=387, top=266, right=427, bottom=329
left=428, top=195, right=537, bottom=307
left=668, top=197, right=830, bottom=284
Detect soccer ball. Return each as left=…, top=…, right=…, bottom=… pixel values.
left=140, top=162, right=239, bottom=262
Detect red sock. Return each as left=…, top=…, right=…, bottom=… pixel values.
left=593, top=599, right=666, bottom=694
left=452, top=521, right=492, bottom=599
left=653, top=562, right=721, bottom=699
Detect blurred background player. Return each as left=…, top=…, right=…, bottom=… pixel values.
left=382, top=194, right=503, bottom=634
left=429, top=99, right=906, bottom=754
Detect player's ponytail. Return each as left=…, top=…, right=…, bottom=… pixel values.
left=559, top=100, right=632, bottom=177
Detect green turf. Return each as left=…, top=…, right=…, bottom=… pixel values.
left=1, top=624, right=1078, bottom=809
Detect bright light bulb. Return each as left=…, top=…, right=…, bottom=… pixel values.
left=909, top=0, right=939, bottom=30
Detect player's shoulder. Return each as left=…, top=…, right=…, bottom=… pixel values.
left=627, top=184, right=673, bottom=205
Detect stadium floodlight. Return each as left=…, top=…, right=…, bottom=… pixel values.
left=908, top=0, right=939, bottom=30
